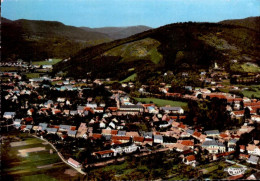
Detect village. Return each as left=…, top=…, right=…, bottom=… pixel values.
left=1, top=59, right=260, bottom=180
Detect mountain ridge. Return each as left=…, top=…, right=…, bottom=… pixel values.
left=80, top=25, right=152, bottom=40
left=55, top=17, right=260, bottom=83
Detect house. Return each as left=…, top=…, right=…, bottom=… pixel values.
left=180, top=140, right=194, bottom=149
left=77, top=106, right=85, bottom=114
left=92, top=134, right=103, bottom=140
left=174, top=143, right=190, bottom=152
left=202, top=139, right=226, bottom=154
left=142, top=132, right=153, bottom=139
left=44, top=100, right=54, bottom=108
left=111, top=142, right=140, bottom=156
left=126, top=132, right=140, bottom=137
left=183, top=155, right=196, bottom=167
left=70, top=110, right=78, bottom=116
left=59, top=125, right=71, bottom=132
left=117, top=130, right=126, bottom=136
left=204, top=130, right=220, bottom=138
left=93, top=150, right=114, bottom=159
left=247, top=172, right=260, bottom=180
left=95, top=107, right=104, bottom=113
left=160, top=107, right=184, bottom=114
left=76, top=123, right=88, bottom=138
left=3, top=112, right=16, bottom=119
left=239, top=145, right=246, bottom=153
left=112, top=136, right=130, bottom=143
left=154, top=135, right=163, bottom=144
left=46, top=128, right=58, bottom=134
left=38, top=123, right=48, bottom=131
left=57, top=97, right=66, bottom=102
left=239, top=154, right=249, bottom=160
left=68, top=158, right=81, bottom=168
left=13, top=119, right=22, bottom=128
left=133, top=137, right=144, bottom=145
left=147, top=106, right=158, bottom=114
left=42, top=65, right=53, bottom=69
left=228, top=139, right=238, bottom=151
left=68, top=130, right=77, bottom=137
left=247, top=144, right=260, bottom=156
left=86, top=102, right=97, bottom=109
left=24, top=125, right=33, bottom=131
left=102, top=129, right=112, bottom=135
left=247, top=155, right=259, bottom=165
left=99, top=121, right=106, bottom=128
left=117, top=105, right=144, bottom=115
left=251, top=115, right=260, bottom=122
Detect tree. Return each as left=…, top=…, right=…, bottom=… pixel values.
left=240, top=100, right=244, bottom=110
left=244, top=107, right=251, bottom=119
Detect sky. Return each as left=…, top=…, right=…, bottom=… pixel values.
left=2, top=0, right=260, bottom=28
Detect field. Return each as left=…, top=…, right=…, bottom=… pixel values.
left=32, top=59, right=63, bottom=65
left=1, top=132, right=83, bottom=181
left=133, top=97, right=188, bottom=110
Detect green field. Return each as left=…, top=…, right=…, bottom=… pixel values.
left=1, top=132, right=82, bottom=181
left=32, top=59, right=62, bottom=65
left=120, top=73, right=137, bottom=83
left=133, top=97, right=188, bottom=110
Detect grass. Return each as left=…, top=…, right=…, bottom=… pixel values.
left=133, top=97, right=188, bottom=110
left=120, top=73, right=137, bottom=83
left=32, top=59, right=62, bottom=65
left=25, top=73, right=41, bottom=79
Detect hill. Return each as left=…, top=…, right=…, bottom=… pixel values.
left=220, top=17, right=260, bottom=31
left=55, top=17, right=260, bottom=82
left=1, top=18, right=111, bottom=61
left=81, top=26, right=152, bottom=40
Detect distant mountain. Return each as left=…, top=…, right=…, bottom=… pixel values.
left=1, top=18, right=111, bottom=61
left=81, top=26, right=152, bottom=40
left=55, top=17, right=260, bottom=82
left=220, top=17, right=260, bottom=31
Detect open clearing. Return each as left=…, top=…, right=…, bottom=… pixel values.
left=18, top=147, right=46, bottom=157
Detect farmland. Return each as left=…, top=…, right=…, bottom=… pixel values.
left=1, top=131, right=83, bottom=181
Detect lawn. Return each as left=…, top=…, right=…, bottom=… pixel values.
left=133, top=97, right=188, bottom=110
left=32, top=59, right=62, bottom=65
